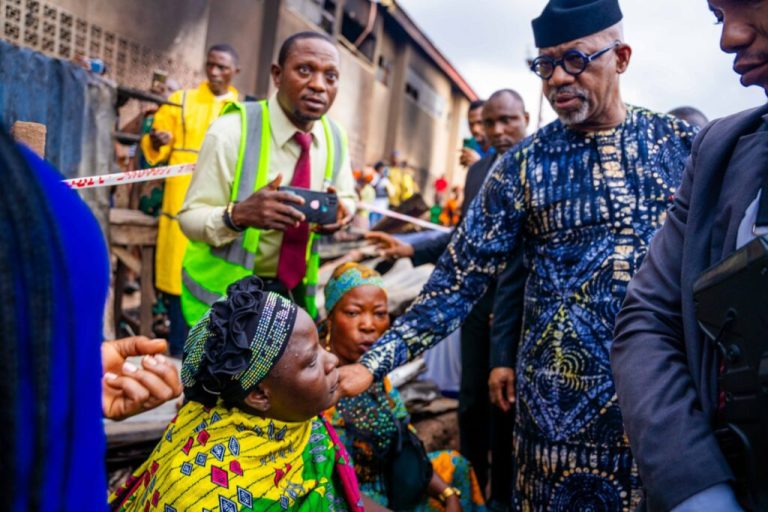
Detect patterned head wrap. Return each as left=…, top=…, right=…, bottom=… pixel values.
left=182, top=276, right=298, bottom=404
left=324, top=262, right=385, bottom=314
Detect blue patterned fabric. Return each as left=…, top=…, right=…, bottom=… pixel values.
left=360, top=106, right=697, bottom=510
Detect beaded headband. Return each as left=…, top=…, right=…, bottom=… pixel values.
left=182, top=277, right=298, bottom=399
left=239, top=292, right=296, bottom=390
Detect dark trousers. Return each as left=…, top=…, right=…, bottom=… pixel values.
left=459, top=287, right=514, bottom=504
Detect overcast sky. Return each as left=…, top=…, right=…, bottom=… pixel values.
left=398, top=0, right=767, bottom=130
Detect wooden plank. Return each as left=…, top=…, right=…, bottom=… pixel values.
left=112, top=246, right=141, bottom=275
left=106, top=421, right=168, bottom=447
left=110, top=208, right=159, bottom=227
left=113, top=260, right=127, bottom=337
left=11, top=121, right=46, bottom=158
left=111, top=224, right=158, bottom=246
left=103, top=281, right=115, bottom=341
left=139, top=246, right=154, bottom=336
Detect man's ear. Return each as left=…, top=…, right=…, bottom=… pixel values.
left=524, top=111, right=531, bottom=127
left=271, top=64, right=282, bottom=89
left=615, top=44, right=632, bottom=74
left=243, top=384, right=270, bottom=412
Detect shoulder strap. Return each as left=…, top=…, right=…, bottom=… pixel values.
left=232, top=100, right=270, bottom=203
left=321, top=116, right=347, bottom=189
left=240, top=100, right=271, bottom=255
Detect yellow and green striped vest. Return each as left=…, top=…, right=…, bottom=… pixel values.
left=180, top=100, right=346, bottom=325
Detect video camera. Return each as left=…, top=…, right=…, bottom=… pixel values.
left=694, top=234, right=768, bottom=510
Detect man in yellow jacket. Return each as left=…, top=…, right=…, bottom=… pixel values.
left=386, top=151, right=418, bottom=208
left=140, top=43, right=239, bottom=354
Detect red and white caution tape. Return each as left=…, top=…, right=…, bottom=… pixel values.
left=62, top=163, right=450, bottom=233
left=63, top=163, right=195, bottom=189
left=359, top=203, right=452, bottom=233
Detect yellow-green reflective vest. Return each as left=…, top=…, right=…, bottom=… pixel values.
left=180, top=100, right=346, bottom=325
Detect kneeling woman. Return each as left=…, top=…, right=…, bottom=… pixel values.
left=111, top=277, right=363, bottom=511
left=321, top=263, right=486, bottom=511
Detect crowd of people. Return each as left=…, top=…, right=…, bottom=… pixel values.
left=353, top=155, right=422, bottom=229
left=3, top=0, right=768, bottom=511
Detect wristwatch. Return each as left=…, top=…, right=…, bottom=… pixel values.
left=437, top=486, right=461, bottom=504
left=222, top=202, right=245, bottom=232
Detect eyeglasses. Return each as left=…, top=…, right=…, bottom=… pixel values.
left=529, top=41, right=621, bottom=80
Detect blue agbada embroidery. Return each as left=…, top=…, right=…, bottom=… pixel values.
left=361, top=106, right=697, bottom=510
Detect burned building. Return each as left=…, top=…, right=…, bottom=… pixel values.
left=1, top=0, right=477, bottom=188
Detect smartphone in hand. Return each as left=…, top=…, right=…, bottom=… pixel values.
left=279, top=186, right=338, bottom=225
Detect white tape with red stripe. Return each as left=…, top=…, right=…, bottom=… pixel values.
left=62, top=163, right=451, bottom=233
left=362, top=203, right=451, bottom=233
left=62, top=163, right=195, bottom=189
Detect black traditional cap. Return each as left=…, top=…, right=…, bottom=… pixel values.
left=532, top=0, right=623, bottom=48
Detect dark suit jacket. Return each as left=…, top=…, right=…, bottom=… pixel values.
left=489, top=240, right=526, bottom=368
left=411, top=154, right=499, bottom=267
left=611, top=103, right=768, bottom=511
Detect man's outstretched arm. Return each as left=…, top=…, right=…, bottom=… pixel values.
left=354, top=150, right=526, bottom=384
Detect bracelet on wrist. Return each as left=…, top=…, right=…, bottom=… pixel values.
left=437, top=486, right=461, bottom=504
left=223, top=202, right=245, bottom=232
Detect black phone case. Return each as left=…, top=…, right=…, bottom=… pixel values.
left=279, top=186, right=338, bottom=225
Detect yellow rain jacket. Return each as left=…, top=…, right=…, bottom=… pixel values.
left=140, top=81, right=238, bottom=295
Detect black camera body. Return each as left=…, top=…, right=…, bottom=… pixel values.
left=694, top=235, right=768, bottom=511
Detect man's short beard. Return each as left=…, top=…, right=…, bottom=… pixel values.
left=547, top=86, right=591, bottom=126
left=557, top=101, right=590, bottom=126
left=293, top=108, right=322, bottom=124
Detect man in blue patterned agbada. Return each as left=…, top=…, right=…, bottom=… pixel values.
left=339, top=1, right=699, bottom=510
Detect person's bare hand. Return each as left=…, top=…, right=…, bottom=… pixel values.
left=459, top=147, right=481, bottom=167
left=231, top=175, right=306, bottom=231
left=364, top=231, right=414, bottom=260
left=445, top=495, right=462, bottom=512
left=338, top=363, right=374, bottom=397
left=314, top=185, right=352, bottom=234
left=102, top=336, right=183, bottom=421
left=488, top=367, right=516, bottom=412
left=149, top=129, right=172, bottom=151
left=142, top=103, right=159, bottom=116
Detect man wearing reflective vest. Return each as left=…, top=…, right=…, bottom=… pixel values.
left=178, top=31, right=356, bottom=325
